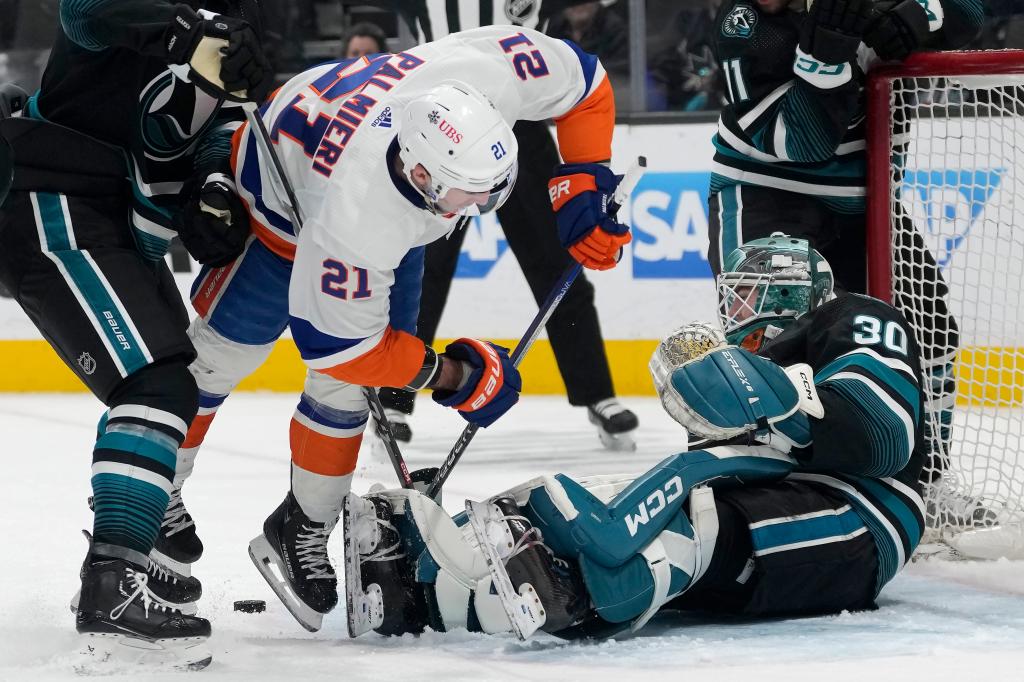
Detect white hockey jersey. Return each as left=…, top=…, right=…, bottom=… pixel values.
left=230, top=26, right=614, bottom=387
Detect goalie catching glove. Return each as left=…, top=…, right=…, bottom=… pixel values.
left=658, top=345, right=824, bottom=451
left=176, top=173, right=251, bottom=267
left=547, top=163, right=631, bottom=271
left=432, top=339, right=522, bottom=428
left=166, top=5, right=272, bottom=102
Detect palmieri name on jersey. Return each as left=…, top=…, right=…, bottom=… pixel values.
left=272, top=52, right=426, bottom=178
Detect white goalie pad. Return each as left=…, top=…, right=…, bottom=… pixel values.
left=364, top=488, right=514, bottom=634
left=464, top=499, right=546, bottom=641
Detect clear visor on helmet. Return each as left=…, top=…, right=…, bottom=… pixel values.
left=437, top=161, right=518, bottom=216
left=717, top=270, right=809, bottom=351
left=718, top=271, right=770, bottom=333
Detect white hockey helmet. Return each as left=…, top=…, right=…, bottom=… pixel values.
left=397, top=80, right=518, bottom=216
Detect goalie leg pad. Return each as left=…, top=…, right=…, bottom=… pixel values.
left=522, top=450, right=791, bottom=568
left=576, top=487, right=719, bottom=627
left=379, top=488, right=514, bottom=635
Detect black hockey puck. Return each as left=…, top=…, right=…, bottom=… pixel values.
left=233, top=599, right=266, bottom=613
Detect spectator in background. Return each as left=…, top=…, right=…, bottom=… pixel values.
left=340, top=21, right=387, bottom=59
left=546, top=1, right=631, bottom=110
left=648, top=0, right=725, bottom=112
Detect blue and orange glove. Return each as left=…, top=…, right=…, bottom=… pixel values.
left=432, top=339, right=522, bottom=428
left=547, top=162, right=631, bottom=271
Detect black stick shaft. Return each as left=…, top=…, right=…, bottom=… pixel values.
left=426, top=156, right=647, bottom=498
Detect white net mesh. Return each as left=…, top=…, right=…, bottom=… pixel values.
left=882, top=61, right=1024, bottom=555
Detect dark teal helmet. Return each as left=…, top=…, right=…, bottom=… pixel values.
left=717, top=232, right=834, bottom=351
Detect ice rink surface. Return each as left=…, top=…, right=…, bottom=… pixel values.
left=2, top=393, right=1024, bottom=681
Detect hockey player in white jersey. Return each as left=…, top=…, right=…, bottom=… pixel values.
left=173, top=26, right=629, bottom=630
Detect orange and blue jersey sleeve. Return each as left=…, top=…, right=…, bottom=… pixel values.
left=550, top=39, right=615, bottom=164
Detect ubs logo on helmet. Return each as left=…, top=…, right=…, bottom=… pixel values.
left=438, top=119, right=463, bottom=144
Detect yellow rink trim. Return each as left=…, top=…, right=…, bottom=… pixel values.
left=0, top=339, right=1021, bottom=406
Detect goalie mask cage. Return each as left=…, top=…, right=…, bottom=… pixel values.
left=867, top=50, right=1024, bottom=559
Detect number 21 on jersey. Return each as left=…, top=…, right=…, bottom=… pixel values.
left=322, top=259, right=372, bottom=300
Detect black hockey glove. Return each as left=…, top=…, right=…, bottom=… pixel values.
left=176, top=174, right=251, bottom=268
left=798, top=0, right=871, bottom=66
left=0, top=136, right=12, bottom=206
left=165, top=6, right=273, bottom=103
left=863, top=0, right=931, bottom=61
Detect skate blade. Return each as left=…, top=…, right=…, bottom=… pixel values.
left=69, top=588, right=198, bottom=616
left=149, top=549, right=193, bottom=578
left=248, top=534, right=325, bottom=632
left=597, top=429, right=637, bottom=452
left=75, top=632, right=211, bottom=673
left=343, top=494, right=385, bottom=637
left=465, top=500, right=546, bottom=640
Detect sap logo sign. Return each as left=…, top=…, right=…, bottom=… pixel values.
left=454, top=213, right=509, bottom=278
left=629, top=172, right=714, bottom=279
left=901, top=168, right=1003, bottom=268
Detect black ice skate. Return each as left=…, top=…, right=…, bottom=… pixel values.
left=587, top=399, right=639, bottom=452
left=70, top=530, right=202, bottom=616
left=152, top=487, right=204, bottom=576
left=248, top=492, right=338, bottom=632
left=75, top=555, right=211, bottom=671
left=382, top=409, right=412, bottom=443
left=465, top=497, right=589, bottom=640
left=343, top=494, right=427, bottom=637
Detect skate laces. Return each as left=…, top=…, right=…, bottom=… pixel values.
left=295, top=521, right=337, bottom=579
left=146, top=559, right=180, bottom=585
left=499, top=512, right=569, bottom=570
left=110, top=569, right=182, bottom=620
left=162, top=488, right=195, bottom=537
left=590, top=398, right=628, bottom=419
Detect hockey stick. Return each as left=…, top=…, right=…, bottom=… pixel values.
left=241, top=102, right=415, bottom=489
left=425, top=156, right=647, bottom=499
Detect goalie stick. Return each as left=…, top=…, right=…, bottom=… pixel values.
left=425, top=157, right=648, bottom=499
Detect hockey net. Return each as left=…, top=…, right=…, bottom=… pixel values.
left=868, top=50, right=1024, bottom=559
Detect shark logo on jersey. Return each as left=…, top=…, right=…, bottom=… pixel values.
left=901, top=168, right=1004, bottom=268
left=722, top=6, right=757, bottom=38
left=138, top=70, right=220, bottom=162
left=371, top=106, right=393, bottom=128
left=505, top=0, right=540, bottom=24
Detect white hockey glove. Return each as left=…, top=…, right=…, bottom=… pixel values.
left=659, top=346, right=824, bottom=451
left=165, top=6, right=272, bottom=102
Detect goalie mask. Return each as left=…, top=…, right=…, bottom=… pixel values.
left=398, top=81, right=518, bottom=217
left=718, top=232, right=834, bottom=352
